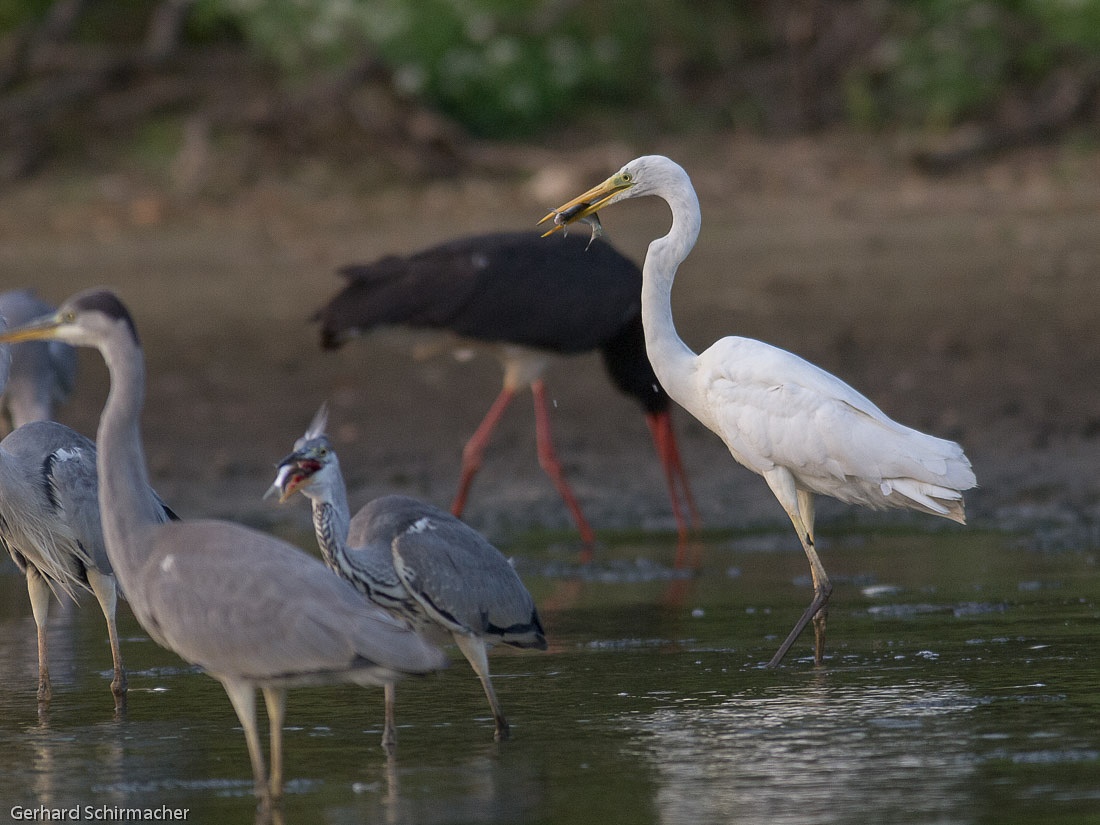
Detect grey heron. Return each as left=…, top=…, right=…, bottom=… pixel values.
left=315, top=231, right=698, bottom=547
left=268, top=403, right=547, bottom=743
left=0, top=290, right=449, bottom=809
left=0, top=318, right=175, bottom=706
left=0, top=289, right=77, bottom=432
left=542, top=155, right=977, bottom=667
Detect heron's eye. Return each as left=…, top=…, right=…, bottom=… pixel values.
left=62, top=311, right=76, bottom=323
left=621, top=172, right=633, bottom=182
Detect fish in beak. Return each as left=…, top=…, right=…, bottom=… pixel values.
left=538, top=168, right=637, bottom=245
left=264, top=454, right=322, bottom=503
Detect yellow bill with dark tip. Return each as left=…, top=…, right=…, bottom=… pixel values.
left=539, top=171, right=635, bottom=237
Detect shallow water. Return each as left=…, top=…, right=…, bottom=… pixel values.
left=1, top=529, right=1097, bottom=824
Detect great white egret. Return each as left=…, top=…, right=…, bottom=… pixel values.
left=541, top=155, right=976, bottom=667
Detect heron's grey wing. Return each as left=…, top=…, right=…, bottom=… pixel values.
left=382, top=499, right=546, bottom=649
left=134, top=520, right=447, bottom=682
left=21, top=423, right=111, bottom=575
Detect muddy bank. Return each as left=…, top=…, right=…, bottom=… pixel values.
left=3, top=133, right=1098, bottom=548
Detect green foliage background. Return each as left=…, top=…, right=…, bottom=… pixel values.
left=4, top=0, right=1100, bottom=138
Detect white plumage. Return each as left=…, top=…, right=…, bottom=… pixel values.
left=543, top=154, right=976, bottom=667
left=696, top=336, right=971, bottom=517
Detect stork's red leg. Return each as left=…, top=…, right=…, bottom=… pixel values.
left=531, top=379, right=596, bottom=548
left=451, top=386, right=516, bottom=517
left=646, top=411, right=700, bottom=540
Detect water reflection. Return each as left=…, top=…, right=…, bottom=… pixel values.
left=1, top=533, right=1097, bottom=824
left=623, top=675, right=981, bottom=825
left=8, top=712, right=128, bottom=813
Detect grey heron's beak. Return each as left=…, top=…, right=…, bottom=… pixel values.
left=0, top=311, right=66, bottom=344
left=265, top=455, right=320, bottom=504
left=538, top=171, right=635, bottom=237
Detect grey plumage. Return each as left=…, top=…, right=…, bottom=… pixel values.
left=270, top=403, right=546, bottom=743
left=0, top=289, right=448, bottom=811
left=0, top=321, right=174, bottom=706
left=0, top=290, right=76, bottom=432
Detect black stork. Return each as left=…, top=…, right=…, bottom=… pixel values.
left=314, top=230, right=698, bottom=546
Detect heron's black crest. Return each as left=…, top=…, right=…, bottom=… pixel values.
left=71, top=290, right=140, bottom=345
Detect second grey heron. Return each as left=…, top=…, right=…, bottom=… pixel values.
left=0, top=290, right=449, bottom=810
left=0, top=318, right=175, bottom=706
left=269, top=403, right=547, bottom=744
left=0, top=289, right=77, bottom=432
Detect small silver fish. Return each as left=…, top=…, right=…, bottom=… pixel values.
left=553, top=204, right=604, bottom=249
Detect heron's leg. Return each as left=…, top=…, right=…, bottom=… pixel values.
left=531, top=379, right=595, bottom=548
left=262, top=687, right=287, bottom=803
left=453, top=632, right=508, bottom=741
left=645, top=410, right=700, bottom=539
left=381, top=682, right=397, bottom=754
left=86, top=568, right=127, bottom=702
left=27, top=568, right=52, bottom=703
left=452, top=386, right=516, bottom=517
left=221, top=678, right=270, bottom=807
left=762, top=470, right=832, bottom=668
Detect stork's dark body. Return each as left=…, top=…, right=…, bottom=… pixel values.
left=315, top=231, right=697, bottom=544
left=317, top=231, right=668, bottom=414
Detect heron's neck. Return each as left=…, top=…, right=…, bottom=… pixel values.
left=640, top=184, right=702, bottom=412
left=96, top=326, right=168, bottom=581
left=307, top=473, right=352, bottom=573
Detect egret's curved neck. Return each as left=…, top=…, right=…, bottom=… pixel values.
left=640, top=177, right=702, bottom=410
left=96, top=325, right=167, bottom=580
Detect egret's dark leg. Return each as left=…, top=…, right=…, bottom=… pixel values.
left=801, top=486, right=830, bottom=666
left=27, top=567, right=52, bottom=703
left=763, top=472, right=832, bottom=668
left=87, top=568, right=126, bottom=704
left=531, top=379, right=595, bottom=547
left=645, top=410, right=700, bottom=539
left=454, top=632, right=509, bottom=741
left=452, top=386, right=517, bottom=517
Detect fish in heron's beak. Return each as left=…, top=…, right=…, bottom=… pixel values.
left=538, top=168, right=636, bottom=246
left=264, top=457, right=322, bottom=503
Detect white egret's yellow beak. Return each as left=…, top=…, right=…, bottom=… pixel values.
left=538, top=170, right=636, bottom=236
left=0, top=312, right=65, bottom=344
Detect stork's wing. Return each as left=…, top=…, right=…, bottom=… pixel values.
left=317, top=231, right=641, bottom=352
